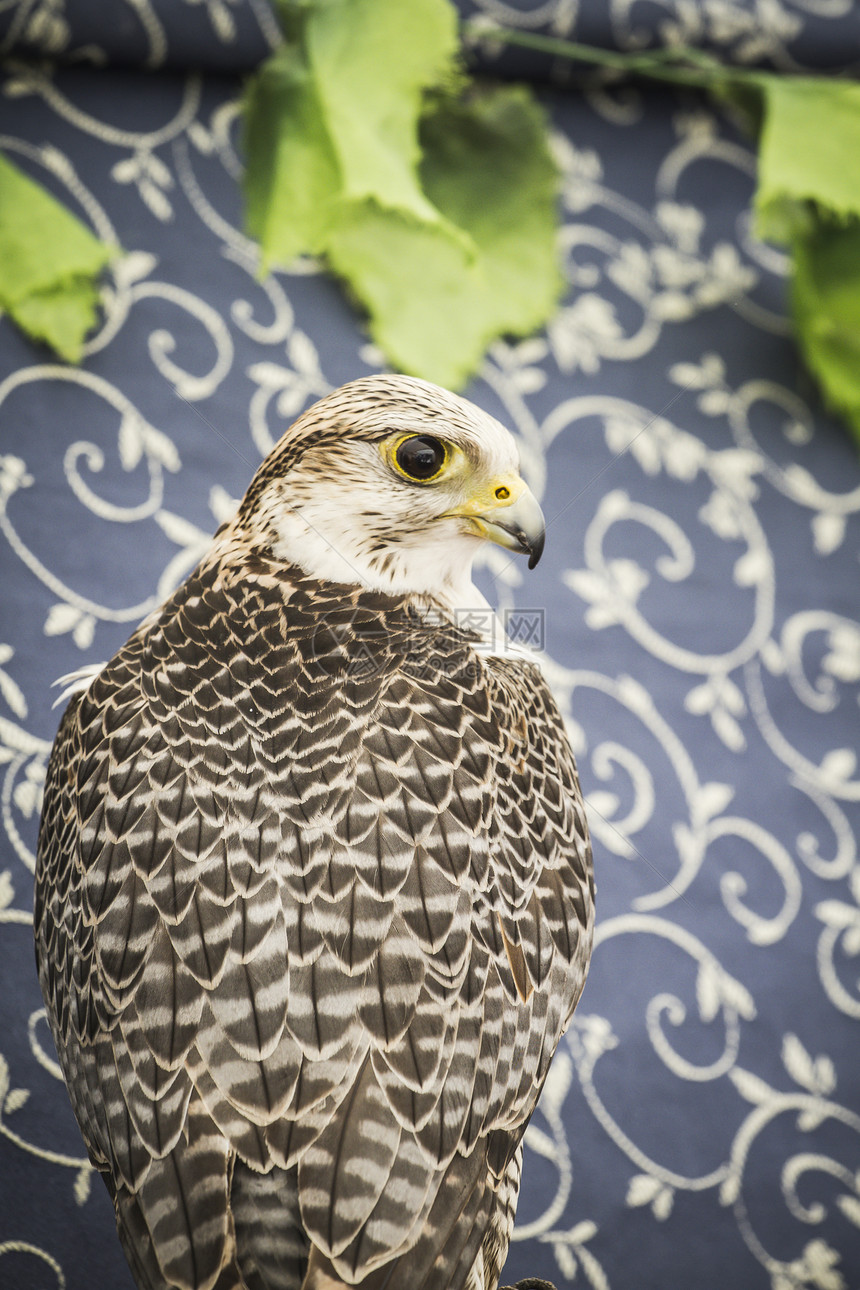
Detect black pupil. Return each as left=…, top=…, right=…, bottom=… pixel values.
left=396, top=435, right=445, bottom=481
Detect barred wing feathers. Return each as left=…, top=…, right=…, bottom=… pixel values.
left=35, top=550, right=593, bottom=1290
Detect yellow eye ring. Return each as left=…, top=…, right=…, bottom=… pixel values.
left=390, top=434, right=448, bottom=484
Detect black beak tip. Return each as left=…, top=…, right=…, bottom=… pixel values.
left=527, top=528, right=546, bottom=571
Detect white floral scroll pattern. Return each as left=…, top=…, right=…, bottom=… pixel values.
left=0, top=47, right=859, bottom=1290
left=0, top=0, right=280, bottom=68
left=2, top=0, right=860, bottom=73
left=462, top=0, right=860, bottom=71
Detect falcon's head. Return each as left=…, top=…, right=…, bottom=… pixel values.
left=237, top=374, right=545, bottom=603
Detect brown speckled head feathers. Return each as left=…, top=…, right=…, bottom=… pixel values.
left=237, top=374, right=497, bottom=542
left=35, top=375, right=593, bottom=1290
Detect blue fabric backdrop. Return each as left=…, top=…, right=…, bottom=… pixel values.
left=1, top=5, right=859, bottom=1290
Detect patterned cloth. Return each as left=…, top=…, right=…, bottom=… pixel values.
left=459, top=0, right=860, bottom=76
left=1, top=7, right=860, bottom=1290
left=1, top=0, right=859, bottom=70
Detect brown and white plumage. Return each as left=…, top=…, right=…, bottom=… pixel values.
left=35, top=375, right=594, bottom=1290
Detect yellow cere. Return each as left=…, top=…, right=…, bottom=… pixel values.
left=453, top=472, right=526, bottom=518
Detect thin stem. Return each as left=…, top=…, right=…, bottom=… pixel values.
left=461, top=21, right=767, bottom=95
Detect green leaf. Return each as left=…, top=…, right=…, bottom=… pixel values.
left=10, top=278, right=103, bottom=362
left=244, top=11, right=860, bottom=413
left=244, top=0, right=461, bottom=270
left=755, top=79, right=860, bottom=242
left=326, top=86, right=561, bottom=388
left=421, top=87, right=560, bottom=330
left=325, top=200, right=474, bottom=383
left=303, top=0, right=459, bottom=223
left=790, top=217, right=860, bottom=446
left=0, top=152, right=114, bottom=361
left=243, top=1, right=559, bottom=388
left=243, top=43, right=343, bottom=264
left=751, top=78, right=860, bottom=447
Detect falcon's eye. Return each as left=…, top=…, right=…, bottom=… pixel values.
left=393, top=435, right=447, bottom=483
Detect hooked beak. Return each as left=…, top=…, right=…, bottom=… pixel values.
left=454, top=477, right=546, bottom=570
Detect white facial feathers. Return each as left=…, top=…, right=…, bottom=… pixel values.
left=245, top=375, right=526, bottom=605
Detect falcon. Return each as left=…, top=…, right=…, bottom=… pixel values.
left=35, top=374, right=594, bottom=1290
